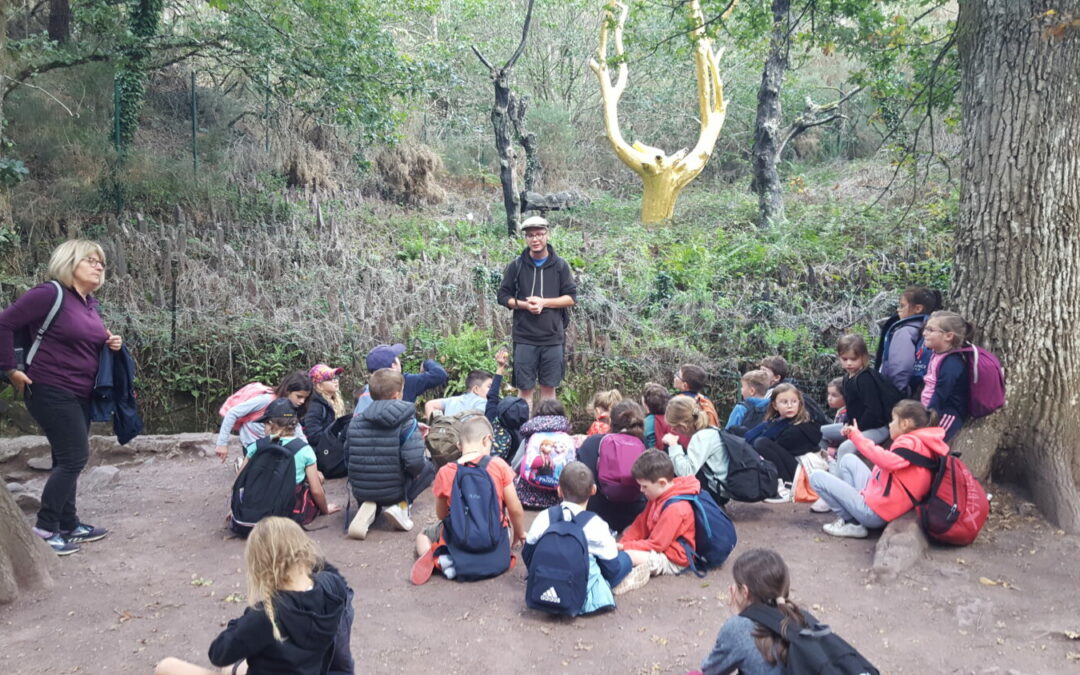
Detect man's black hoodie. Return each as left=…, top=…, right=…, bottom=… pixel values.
left=497, top=244, right=577, bottom=346
left=208, top=564, right=349, bottom=675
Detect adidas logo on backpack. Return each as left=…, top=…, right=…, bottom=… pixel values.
left=540, top=586, right=561, bottom=604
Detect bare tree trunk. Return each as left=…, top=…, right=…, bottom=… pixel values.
left=0, top=483, right=55, bottom=604
left=953, top=0, right=1080, bottom=531
left=509, top=94, right=542, bottom=193
left=48, top=0, right=71, bottom=44
left=0, top=0, right=12, bottom=231
left=750, top=0, right=790, bottom=228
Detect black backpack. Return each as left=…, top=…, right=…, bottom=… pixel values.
left=230, top=437, right=307, bottom=537
left=314, top=416, right=350, bottom=479
left=709, top=428, right=780, bottom=503
left=741, top=603, right=880, bottom=675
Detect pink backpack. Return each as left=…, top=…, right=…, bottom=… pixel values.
left=954, top=344, right=1005, bottom=418
left=597, top=433, right=646, bottom=502
left=219, top=383, right=274, bottom=432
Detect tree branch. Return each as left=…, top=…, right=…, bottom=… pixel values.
left=471, top=45, right=496, bottom=72
left=504, top=0, right=536, bottom=70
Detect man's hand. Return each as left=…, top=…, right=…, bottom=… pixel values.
left=524, top=296, right=545, bottom=314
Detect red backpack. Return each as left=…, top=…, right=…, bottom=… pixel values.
left=597, top=433, right=646, bottom=502
left=219, top=383, right=275, bottom=432
left=895, top=449, right=990, bottom=546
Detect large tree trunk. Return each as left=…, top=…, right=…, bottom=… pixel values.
left=0, top=483, right=55, bottom=604
left=48, top=0, right=71, bottom=44
left=490, top=72, right=520, bottom=236
left=750, top=0, right=789, bottom=228
left=953, top=0, right=1080, bottom=531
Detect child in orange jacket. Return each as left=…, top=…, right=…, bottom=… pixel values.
left=617, top=450, right=699, bottom=586
left=810, top=400, right=949, bottom=539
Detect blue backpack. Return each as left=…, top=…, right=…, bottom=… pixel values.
left=524, top=505, right=594, bottom=616
left=442, top=456, right=511, bottom=581
left=661, top=491, right=737, bottom=577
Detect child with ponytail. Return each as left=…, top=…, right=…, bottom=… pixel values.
left=698, top=548, right=801, bottom=674
left=661, top=395, right=728, bottom=502
left=155, top=517, right=354, bottom=675
left=920, top=311, right=972, bottom=441
left=810, top=400, right=950, bottom=539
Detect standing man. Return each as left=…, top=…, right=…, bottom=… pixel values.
left=497, top=216, right=577, bottom=404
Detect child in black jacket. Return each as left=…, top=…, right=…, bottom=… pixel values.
left=155, top=517, right=354, bottom=675
left=830, top=334, right=900, bottom=466
left=744, top=384, right=823, bottom=501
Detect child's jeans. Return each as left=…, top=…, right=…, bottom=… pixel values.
left=827, top=425, right=889, bottom=468
left=809, top=454, right=887, bottom=528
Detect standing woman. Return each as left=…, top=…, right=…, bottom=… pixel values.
left=0, top=240, right=123, bottom=555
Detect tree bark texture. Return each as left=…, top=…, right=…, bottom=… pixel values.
left=953, top=0, right=1080, bottom=531
left=750, top=0, right=790, bottom=228
left=0, top=482, right=55, bottom=604
left=509, top=94, right=542, bottom=194
left=48, top=0, right=71, bottom=44
left=489, top=71, right=520, bottom=236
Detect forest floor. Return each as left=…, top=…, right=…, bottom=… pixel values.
left=1, top=453, right=1078, bottom=675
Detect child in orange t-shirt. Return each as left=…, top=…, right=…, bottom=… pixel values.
left=618, top=450, right=699, bottom=583
left=412, top=416, right=526, bottom=583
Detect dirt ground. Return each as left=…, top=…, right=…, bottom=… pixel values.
left=1, top=454, right=1079, bottom=675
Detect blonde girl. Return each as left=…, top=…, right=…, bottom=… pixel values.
left=920, top=311, right=972, bottom=441
left=155, top=517, right=353, bottom=675
left=303, top=364, right=349, bottom=477
left=660, top=395, right=729, bottom=502
left=587, top=388, right=623, bottom=435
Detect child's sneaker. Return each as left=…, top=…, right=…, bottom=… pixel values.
left=348, top=502, right=377, bottom=540
left=33, top=527, right=80, bottom=556
left=62, top=523, right=108, bottom=543
left=410, top=549, right=437, bottom=585
left=613, top=564, right=650, bottom=595
left=823, top=518, right=868, bottom=539
left=810, top=498, right=832, bottom=513
left=764, top=479, right=792, bottom=504
left=383, top=502, right=414, bottom=531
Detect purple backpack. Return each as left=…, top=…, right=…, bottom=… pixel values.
left=597, top=433, right=646, bottom=502
left=955, top=344, right=1005, bottom=418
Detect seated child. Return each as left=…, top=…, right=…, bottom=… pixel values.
left=674, top=364, right=719, bottom=427
left=575, top=400, right=649, bottom=533
left=819, top=377, right=848, bottom=454
left=523, top=462, right=638, bottom=613
left=618, top=449, right=701, bottom=583
left=156, top=517, right=354, bottom=675
left=725, top=369, right=771, bottom=435
left=661, top=395, right=728, bottom=502
left=810, top=400, right=948, bottom=539
left=345, top=369, right=433, bottom=540
left=921, top=311, right=972, bottom=442
left=413, top=416, right=526, bottom=582
left=236, top=398, right=340, bottom=525
left=512, top=399, right=576, bottom=509
left=640, top=382, right=670, bottom=449
left=830, top=334, right=899, bottom=463
left=742, top=384, right=822, bottom=502
left=354, top=342, right=448, bottom=415
left=424, top=369, right=493, bottom=420
left=484, top=347, right=530, bottom=461
left=758, top=355, right=790, bottom=395
left=586, top=389, right=623, bottom=435
left=698, top=548, right=800, bottom=675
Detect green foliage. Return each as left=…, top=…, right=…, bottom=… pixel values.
left=0, top=158, right=29, bottom=188
left=404, top=324, right=497, bottom=394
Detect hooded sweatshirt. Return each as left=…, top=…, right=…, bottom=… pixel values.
left=208, top=565, right=348, bottom=675
left=849, top=426, right=950, bottom=522
left=619, top=475, right=701, bottom=568
left=496, top=244, right=577, bottom=346
left=345, top=399, right=425, bottom=504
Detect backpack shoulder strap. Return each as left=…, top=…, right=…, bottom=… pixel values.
left=739, top=603, right=786, bottom=636
left=571, top=510, right=595, bottom=528
left=283, top=437, right=308, bottom=455
left=399, top=418, right=418, bottom=444
left=893, top=447, right=939, bottom=471
left=25, top=281, right=65, bottom=367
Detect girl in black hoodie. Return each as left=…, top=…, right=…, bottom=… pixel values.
left=155, top=517, right=354, bottom=675
left=745, top=384, right=823, bottom=493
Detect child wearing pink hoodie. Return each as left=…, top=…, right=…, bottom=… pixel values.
left=809, top=400, right=949, bottom=539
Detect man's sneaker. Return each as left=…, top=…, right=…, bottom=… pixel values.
left=613, top=564, right=651, bottom=595
left=823, top=518, right=869, bottom=539
left=764, top=479, right=792, bottom=504
left=33, top=527, right=79, bottom=556
left=348, top=501, right=377, bottom=540
left=62, top=523, right=108, bottom=543
left=810, top=498, right=832, bottom=513
left=383, top=502, right=414, bottom=531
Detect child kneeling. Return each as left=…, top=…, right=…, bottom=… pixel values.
left=156, top=517, right=354, bottom=675
left=523, top=462, right=638, bottom=615
left=412, top=416, right=526, bottom=583
left=810, top=400, right=948, bottom=539
left=618, top=450, right=702, bottom=584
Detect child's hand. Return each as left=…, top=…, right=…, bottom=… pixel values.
left=325, top=503, right=342, bottom=515
left=841, top=420, right=860, bottom=438
left=495, top=347, right=509, bottom=368
left=662, top=433, right=679, bottom=447
left=215, top=445, right=228, bottom=462
left=512, top=530, right=526, bottom=547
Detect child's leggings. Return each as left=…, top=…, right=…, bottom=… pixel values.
left=809, top=454, right=887, bottom=528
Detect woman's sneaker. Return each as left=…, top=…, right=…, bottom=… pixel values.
left=32, top=527, right=80, bottom=556
left=62, top=523, right=108, bottom=543
left=822, top=518, right=868, bottom=539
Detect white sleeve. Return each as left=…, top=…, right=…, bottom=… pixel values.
left=584, top=515, right=620, bottom=561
